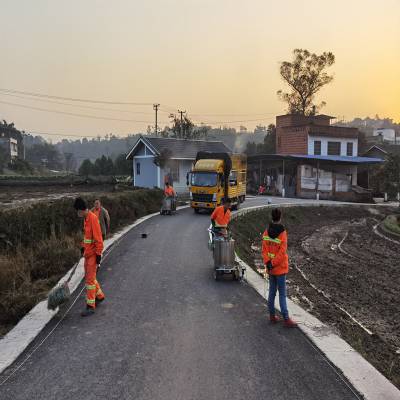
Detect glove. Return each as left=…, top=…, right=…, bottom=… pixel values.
left=266, top=261, right=273, bottom=272
left=80, top=247, right=84, bottom=257
left=96, top=254, right=102, bottom=265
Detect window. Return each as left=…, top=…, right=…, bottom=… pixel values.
left=191, top=172, right=217, bottom=187
left=327, top=142, right=341, bottom=156
left=136, top=162, right=140, bottom=175
left=314, top=141, right=321, bottom=155
left=346, top=142, right=353, bottom=157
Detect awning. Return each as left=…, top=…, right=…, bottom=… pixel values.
left=247, top=154, right=383, bottom=165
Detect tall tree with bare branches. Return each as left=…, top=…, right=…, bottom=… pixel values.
left=277, top=49, right=335, bottom=115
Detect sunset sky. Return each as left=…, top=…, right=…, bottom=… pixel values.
left=1, top=0, right=399, bottom=141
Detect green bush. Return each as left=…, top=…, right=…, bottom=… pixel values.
left=383, top=215, right=400, bottom=236
left=0, top=189, right=163, bottom=331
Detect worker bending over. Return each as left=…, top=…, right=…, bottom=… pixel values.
left=74, top=197, right=105, bottom=317
left=262, top=208, right=297, bottom=327
left=211, top=198, right=231, bottom=237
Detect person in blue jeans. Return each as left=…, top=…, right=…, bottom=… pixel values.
left=262, top=208, right=297, bottom=327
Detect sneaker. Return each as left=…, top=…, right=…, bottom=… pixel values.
left=269, top=315, right=280, bottom=323
left=81, top=307, right=95, bottom=317
left=284, top=318, right=298, bottom=328
left=95, top=297, right=105, bottom=306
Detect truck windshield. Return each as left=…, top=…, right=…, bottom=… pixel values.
left=191, top=172, right=217, bottom=187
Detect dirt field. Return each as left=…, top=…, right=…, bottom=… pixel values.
left=231, top=205, right=400, bottom=389
left=0, top=184, right=117, bottom=207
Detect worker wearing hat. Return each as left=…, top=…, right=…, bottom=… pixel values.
left=74, top=197, right=105, bottom=317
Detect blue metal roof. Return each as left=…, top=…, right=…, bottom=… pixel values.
left=288, top=154, right=383, bottom=164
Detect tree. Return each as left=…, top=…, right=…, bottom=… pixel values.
left=63, top=152, right=77, bottom=172
left=277, top=49, right=335, bottom=115
left=79, top=159, right=94, bottom=176
left=114, top=154, right=131, bottom=175
left=170, top=115, right=195, bottom=139
left=26, top=142, right=63, bottom=170
left=0, top=146, right=8, bottom=173
left=370, top=154, right=400, bottom=198
left=254, top=125, right=267, bottom=134
left=245, top=124, right=276, bottom=155
left=9, top=158, right=34, bottom=175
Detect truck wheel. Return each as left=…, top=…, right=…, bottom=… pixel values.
left=194, top=208, right=200, bottom=214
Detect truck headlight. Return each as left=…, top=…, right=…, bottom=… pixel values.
left=212, top=193, right=217, bottom=202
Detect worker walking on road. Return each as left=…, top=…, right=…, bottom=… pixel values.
left=262, top=208, right=297, bottom=327
left=91, top=199, right=110, bottom=240
left=74, top=197, right=105, bottom=317
left=211, top=198, right=231, bottom=237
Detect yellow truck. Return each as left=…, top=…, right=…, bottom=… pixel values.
left=188, top=152, right=247, bottom=213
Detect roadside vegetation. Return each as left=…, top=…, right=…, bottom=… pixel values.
left=382, top=214, right=400, bottom=236
left=0, top=188, right=163, bottom=336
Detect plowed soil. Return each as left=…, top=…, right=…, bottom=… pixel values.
left=231, top=206, right=400, bottom=388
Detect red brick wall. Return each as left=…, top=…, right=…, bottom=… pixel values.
left=276, top=126, right=308, bottom=154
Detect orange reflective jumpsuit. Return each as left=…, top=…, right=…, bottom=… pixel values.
left=164, top=186, right=176, bottom=197
left=211, top=205, right=231, bottom=227
left=82, top=211, right=104, bottom=308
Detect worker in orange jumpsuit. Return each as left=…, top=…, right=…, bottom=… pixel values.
left=210, top=198, right=231, bottom=237
left=262, top=208, right=297, bottom=327
left=164, top=182, right=176, bottom=197
left=74, top=197, right=105, bottom=317
left=164, top=182, right=176, bottom=211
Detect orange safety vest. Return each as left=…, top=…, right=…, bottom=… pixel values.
left=164, top=186, right=175, bottom=197
left=262, top=229, right=288, bottom=275
left=81, top=211, right=104, bottom=257
left=211, top=206, right=231, bottom=227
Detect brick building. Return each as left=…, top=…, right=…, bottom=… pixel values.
left=247, top=114, right=382, bottom=201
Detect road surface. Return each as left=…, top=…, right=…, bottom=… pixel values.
left=0, top=196, right=360, bottom=399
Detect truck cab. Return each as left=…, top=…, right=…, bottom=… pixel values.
left=188, top=152, right=246, bottom=213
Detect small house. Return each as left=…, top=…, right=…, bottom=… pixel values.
left=247, top=114, right=382, bottom=201
left=126, top=136, right=231, bottom=193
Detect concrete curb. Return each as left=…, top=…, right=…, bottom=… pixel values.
left=0, top=206, right=189, bottom=374
left=232, top=203, right=400, bottom=400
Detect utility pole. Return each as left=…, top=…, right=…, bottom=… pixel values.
left=178, top=110, right=186, bottom=138
left=153, top=104, right=160, bottom=136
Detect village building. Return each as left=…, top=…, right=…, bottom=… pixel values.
left=126, top=135, right=231, bottom=193
left=248, top=114, right=382, bottom=201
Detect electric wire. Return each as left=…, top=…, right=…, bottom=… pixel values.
left=0, top=100, right=169, bottom=124
left=0, top=88, right=153, bottom=106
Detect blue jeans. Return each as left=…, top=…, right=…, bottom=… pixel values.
left=268, top=274, right=289, bottom=320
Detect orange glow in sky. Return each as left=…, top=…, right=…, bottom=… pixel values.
left=0, top=0, right=399, bottom=140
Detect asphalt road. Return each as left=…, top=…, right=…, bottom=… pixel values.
left=0, top=197, right=359, bottom=400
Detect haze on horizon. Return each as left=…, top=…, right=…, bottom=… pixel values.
left=0, top=0, right=399, bottom=141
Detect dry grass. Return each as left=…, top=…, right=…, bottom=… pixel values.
left=0, top=188, right=163, bottom=335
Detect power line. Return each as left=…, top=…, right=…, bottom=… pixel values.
left=0, top=92, right=155, bottom=115
left=191, top=112, right=279, bottom=117
left=0, top=100, right=170, bottom=124
left=191, top=116, right=276, bottom=124
left=0, top=88, right=154, bottom=106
